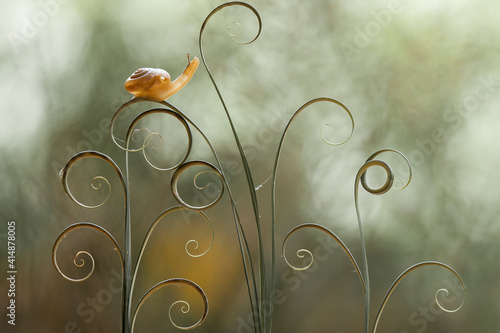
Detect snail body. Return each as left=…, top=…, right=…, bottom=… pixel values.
left=125, top=54, right=199, bottom=101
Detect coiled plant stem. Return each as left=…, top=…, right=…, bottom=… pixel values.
left=271, top=97, right=354, bottom=332
left=110, top=98, right=258, bottom=332
left=354, top=149, right=412, bottom=332
left=199, top=2, right=266, bottom=332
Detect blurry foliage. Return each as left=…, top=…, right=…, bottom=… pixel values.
left=1, top=0, right=500, bottom=332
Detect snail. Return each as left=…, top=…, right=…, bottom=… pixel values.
left=125, top=53, right=200, bottom=102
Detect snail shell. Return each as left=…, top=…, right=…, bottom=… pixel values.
left=125, top=68, right=171, bottom=97
left=125, top=55, right=199, bottom=102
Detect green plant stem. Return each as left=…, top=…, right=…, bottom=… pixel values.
left=199, top=3, right=266, bottom=331
left=270, top=97, right=354, bottom=333
left=208, top=79, right=267, bottom=331
left=123, top=141, right=132, bottom=333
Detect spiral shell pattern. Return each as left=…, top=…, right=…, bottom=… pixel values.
left=125, top=68, right=171, bottom=96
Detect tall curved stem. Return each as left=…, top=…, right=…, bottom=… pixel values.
left=199, top=2, right=265, bottom=331
left=354, top=149, right=412, bottom=332
left=124, top=138, right=132, bottom=333
left=271, top=97, right=354, bottom=332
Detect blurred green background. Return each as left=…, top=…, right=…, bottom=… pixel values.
left=1, top=0, right=500, bottom=332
